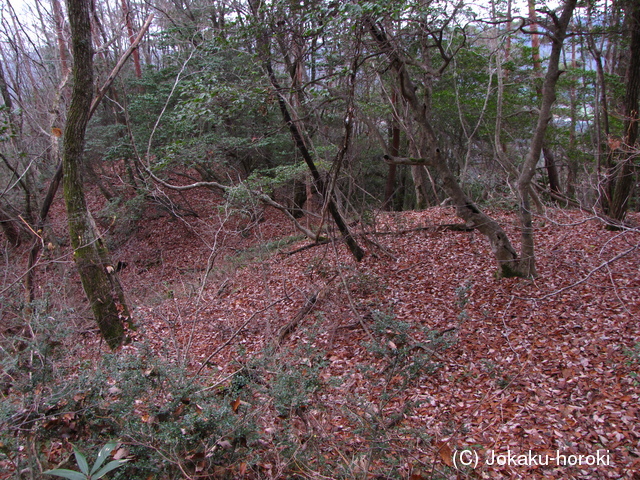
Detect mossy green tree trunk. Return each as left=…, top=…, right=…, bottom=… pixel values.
left=63, top=0, right=131, bottom=349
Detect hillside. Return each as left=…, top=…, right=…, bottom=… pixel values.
left=3, top=186, right=638, bottom=479
left=2, top=0, right=640, bottom=477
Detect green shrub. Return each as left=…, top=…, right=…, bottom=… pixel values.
left=0, top=315, right=259, bottom=480
left=270, top=351, right=326, bottom=418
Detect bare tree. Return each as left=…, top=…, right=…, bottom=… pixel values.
left=248, top=0, right=365, bottom=261
left=368, top=0, right=577, bottom=278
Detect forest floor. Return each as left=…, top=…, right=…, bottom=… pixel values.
left=3, top=183, right=640, bottom=479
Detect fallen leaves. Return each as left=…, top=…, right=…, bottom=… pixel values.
left=16, top=180, right=640, bottom=479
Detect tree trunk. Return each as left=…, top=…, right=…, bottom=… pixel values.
left=121, top=0, right=142, bottom=78
left=411, top=165, right=431, bottom=209
left=24, top=13, right=152, bottom=303
left=0, top=204, right=21, bottom=247
left=517, top=0, right=577, bottom=277
left=0, top=59, right=13, bottom=115
left=383, top=91, right=400, bottom=211
left=384, top=163, right=397, bottom=210
left=567, top=38, right=578, bottom=198
left=396, top=165, right=408, bottom=211
left=25, top=164, right=64, bottom=302
left=588, top=30, right=614, bottom=212
left=530, top=0, right=562, bottom=198
left=368, top=18, right=521, bottom=277
left=52, top=0, right=69, bottom=77
left=528, top=0, right=541, bottom=72
left=610, top=0, right=640, bottom=221
left=63, top=0, right=131, bottom=350
left=543, top=147, right=561, bottom=195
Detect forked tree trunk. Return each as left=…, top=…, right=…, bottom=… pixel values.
left=367, top=18, right=521, bottom=277
left=64, top=0, right=131, bottom=349
left=530, top=0, right=562, bottom=198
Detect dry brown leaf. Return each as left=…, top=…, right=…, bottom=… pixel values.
left=436, top=441, right=453, bottom=467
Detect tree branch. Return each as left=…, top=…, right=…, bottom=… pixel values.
left=88, top=13, right=154, bottom=119
left=382, top=154, right=433, bottom=167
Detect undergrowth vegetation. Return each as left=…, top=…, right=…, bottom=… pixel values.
left=1, top=304, right=453, bottom=479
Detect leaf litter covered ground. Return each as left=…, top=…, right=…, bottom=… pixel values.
left=4, top=187, right=640, bottom=479
left=110, top=194, right=640, bottom=479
